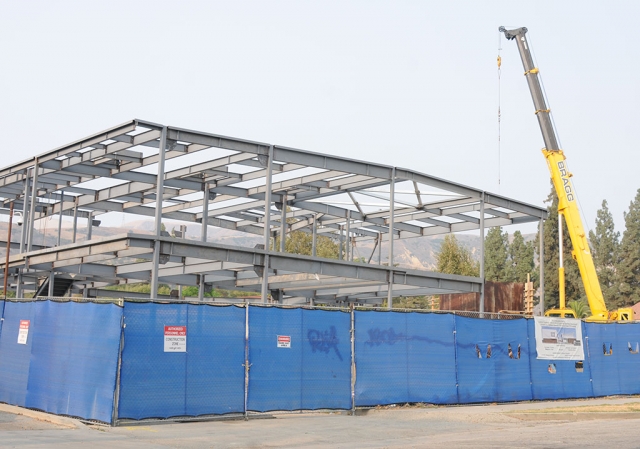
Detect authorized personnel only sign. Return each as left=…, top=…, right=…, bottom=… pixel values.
left=277, top=335, right=291, bottom=348
left=17, top=320, right=30, bottom=345
left=164, top=326, right=187, bottom=352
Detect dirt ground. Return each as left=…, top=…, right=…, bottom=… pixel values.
left=2, top=397, right=640, bottom=448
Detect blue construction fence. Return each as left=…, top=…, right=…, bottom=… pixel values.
left=1, top=299, right=640, bottom=424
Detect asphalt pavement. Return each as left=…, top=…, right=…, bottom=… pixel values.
left=2, top=397, right=640, bottom=448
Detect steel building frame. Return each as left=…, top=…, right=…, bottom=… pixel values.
left=0, top=119, right=547, bottom=307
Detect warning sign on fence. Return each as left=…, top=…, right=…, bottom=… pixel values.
left=277, top=335, right=291, bottom=348
left=17, top=320, right=30, bottom=345
left=164, top=326, right=187, bottom=352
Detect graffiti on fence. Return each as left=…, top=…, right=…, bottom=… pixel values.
left=307, top=326, right=343, bottom=361
left=365, top=327, right=433, bottom=347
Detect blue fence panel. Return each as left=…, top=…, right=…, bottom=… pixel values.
left=354, top=311, right=457, bottom=406
left=585, top=322, right=621, bottom=396
left=492, top=319, right=532, bottom=403
left=455, top=316, right=532, bottom=403
left=354, top=311, right=408, bottom=406
left=247, top=306, right=351, bottom=411
left=0, top=301, right=36, bottom=406
left=119, top=302, right=189, bottom=419
left=185, top=305, right=245, bottom=416
left=585, top=322, right=640, bottom=397
left=528, top=320, right=593, bottom=400
left=118, top=302, right=245, bottom=420
left=24, top=301, right=122, bottom=423
left=612, top=323, right=640, bottom=395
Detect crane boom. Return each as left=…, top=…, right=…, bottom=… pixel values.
left=499, top=27, right=632, bottom=322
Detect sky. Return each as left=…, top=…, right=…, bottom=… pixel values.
left=0, top=1, right=638, bottom=236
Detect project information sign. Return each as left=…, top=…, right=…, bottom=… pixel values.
left=164, top=326, right=187, bottom=352
left=17, top=320, right=30, bottom=345
left=534, top=317, right=584, bottom=360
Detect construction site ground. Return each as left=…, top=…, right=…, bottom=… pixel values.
left=2, top=397, right=640, bottom=448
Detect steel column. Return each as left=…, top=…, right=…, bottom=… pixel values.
left=27, top=159, right=39, bottom=252
left=150, top=126, right=168, bottom=298
left=48, top=271, right=54, bottom=297
left=87, top=211, right=93, bottom=240
left=19, top=173, right=30, bottom=253
left=153, top=126, right=168, bottom=236
left=261, top=145, right=273, bottom=304
left=345, top=216, right=350, bottom=261
left=280, top=193, right=286, bottom=253
left=3, top=202, right=14, bottom=297
left=339, top=225, right=344, bottom=260
left=57, top=190, right=64, bottom=246
left=387, top=167, right=395, bottom=309
left=201, top=182, right=209, bottom=242
left=16, top=272, right=23, bottom=298
left=72, top=203, right=78, bottom=243
left=199, top=183, right=209, bottom=302
left=479, top=194, right=485, bottom=314
left=312, top=214, right=317, bottom=257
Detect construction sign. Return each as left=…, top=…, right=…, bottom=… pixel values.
left=164, top=326, right=187, bottom=352
left=534, top=317, right=584, bottom=360
left=17, top=320, right=30, bottom=345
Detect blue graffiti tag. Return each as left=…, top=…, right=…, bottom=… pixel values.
left=365, top=327, right=432, bottom=347
left=307, top=326, right=343, bottom=361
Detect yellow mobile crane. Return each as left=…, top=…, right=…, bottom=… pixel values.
left=499, top=26, right=633, bottom=322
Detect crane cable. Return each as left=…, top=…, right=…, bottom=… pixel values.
left=497, top=32, right=502, bottom=193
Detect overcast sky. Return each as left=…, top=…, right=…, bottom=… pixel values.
left=1, top=1, right=638, bottom=235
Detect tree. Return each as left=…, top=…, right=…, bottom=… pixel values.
left=507, top=230, right=536, bottom=284
left=567, top=299, right=590, bottom=318
left=615, top=189, right=640, bottom=307
left=535, top=184, right=585, bottom=310
left=281, top=230, right=340, bottom=259
left=484, top=227, right=509, bottom=281
left=273, top=210, right=341, bottom=259
left=389, top=296, right=432, bottom=309
left=436, top=234, right=479, bottom=277
left=588, top=200, right=620, bottom=306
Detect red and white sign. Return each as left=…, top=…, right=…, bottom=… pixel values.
left=277, top=335, right=291, bottom=348
left=164, top=325, right=187, bottom=352
left=17, top=320, right=30, bottom=345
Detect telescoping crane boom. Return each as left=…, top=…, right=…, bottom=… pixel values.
left=499, top=26, right=633, bottom=322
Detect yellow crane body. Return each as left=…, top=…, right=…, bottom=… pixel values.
left=500, top=26, right=633, bottom=322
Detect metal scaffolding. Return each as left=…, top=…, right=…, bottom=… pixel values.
left=0, top=119, right=547, bottom=306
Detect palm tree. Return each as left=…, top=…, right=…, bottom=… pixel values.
left=567, top=299, right=590, bottom=319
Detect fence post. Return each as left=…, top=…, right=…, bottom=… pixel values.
left=243, top=303, right=250, bottom=420
left=452, top=313, right=460, bottom=404
left=526, top=319, right=535, bottom=400
left=583, top=323, right=595, bottom=398
left=111, top=307, right=126, bottom=426
left=350, top=304, right=356, bottom=415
